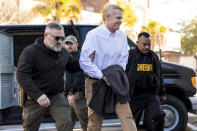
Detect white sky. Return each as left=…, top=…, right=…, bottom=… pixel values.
left=150, top=0, right=197, bottom=29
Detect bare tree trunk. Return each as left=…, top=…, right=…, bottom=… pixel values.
left=16, top=0, right=20, bottom=23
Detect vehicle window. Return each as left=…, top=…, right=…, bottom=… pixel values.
left=127, top=37, right=136, bottom=50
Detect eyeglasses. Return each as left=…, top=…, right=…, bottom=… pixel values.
left=48, top=33, right=65, bottom=41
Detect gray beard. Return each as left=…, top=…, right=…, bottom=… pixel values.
left=48, top=44, right=62, bottom=52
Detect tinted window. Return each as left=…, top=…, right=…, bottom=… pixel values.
left=127, top=37, right=136, bottom=50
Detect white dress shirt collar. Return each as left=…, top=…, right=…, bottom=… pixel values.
left=102, top=24, right=117, bottom=36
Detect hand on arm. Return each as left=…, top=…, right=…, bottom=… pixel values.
left=79, top=32, right=103, bottom=79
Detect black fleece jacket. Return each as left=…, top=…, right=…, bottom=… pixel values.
left=16, top=37, right=81, bottom=100
left=126, top=47, right=165, bottom=97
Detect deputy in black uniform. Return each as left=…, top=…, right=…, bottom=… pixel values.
left=64, top=35, right=88, bottom=131
left=126, top=32, right=166, bottom=131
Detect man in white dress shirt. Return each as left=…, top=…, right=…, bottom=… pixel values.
left=79, top=4, right=137, bottom=131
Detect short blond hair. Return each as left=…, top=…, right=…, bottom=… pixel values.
left=102, top=4, right=123, bottom=21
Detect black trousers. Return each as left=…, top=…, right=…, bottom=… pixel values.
left=65, top=89, right=88, bottom=131
left=130, top=93, right=164, bottom=131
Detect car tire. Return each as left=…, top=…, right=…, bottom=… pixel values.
left=161, top=95, right=188, bottom=131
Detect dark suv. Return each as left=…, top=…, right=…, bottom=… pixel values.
left=0, top=24, right=196, bottom=131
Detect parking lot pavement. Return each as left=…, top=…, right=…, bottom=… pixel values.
left=73, top=112, right=197, bottom=131
left=185, top=113, right=197, bottom=131
left=1, top=113, right=197, bottom=131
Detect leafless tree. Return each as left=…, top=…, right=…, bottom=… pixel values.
left=0, top=0, right=36, bottom=24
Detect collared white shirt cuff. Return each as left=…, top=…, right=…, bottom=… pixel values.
left=97, top=71, right=103, bottom=80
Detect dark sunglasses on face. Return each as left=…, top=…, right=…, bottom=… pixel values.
left=48, top=33, right=65, bottom=41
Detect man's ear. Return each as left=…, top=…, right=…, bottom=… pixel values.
left=136, top=41, right=138, bottom=45
left=104, top=14, right=110, bottom=21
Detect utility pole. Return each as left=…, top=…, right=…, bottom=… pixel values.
left=195, top=53, right=197, bottom=72
left=157, top=34, right=162, bottom=60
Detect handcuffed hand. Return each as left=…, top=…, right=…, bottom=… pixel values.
left=37, top=94, right=50, bottom=108
left=67, top=95, right=75, bottom=107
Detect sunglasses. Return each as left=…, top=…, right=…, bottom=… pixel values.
left=48, top=33, right=65, bottom=41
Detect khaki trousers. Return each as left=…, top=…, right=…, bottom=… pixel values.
left=85, top=78, right=137, bottom=131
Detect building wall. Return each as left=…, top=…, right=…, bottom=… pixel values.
left=81, top=0, right=109, bottom=12
left=180, top=56, right=197, bottom=71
